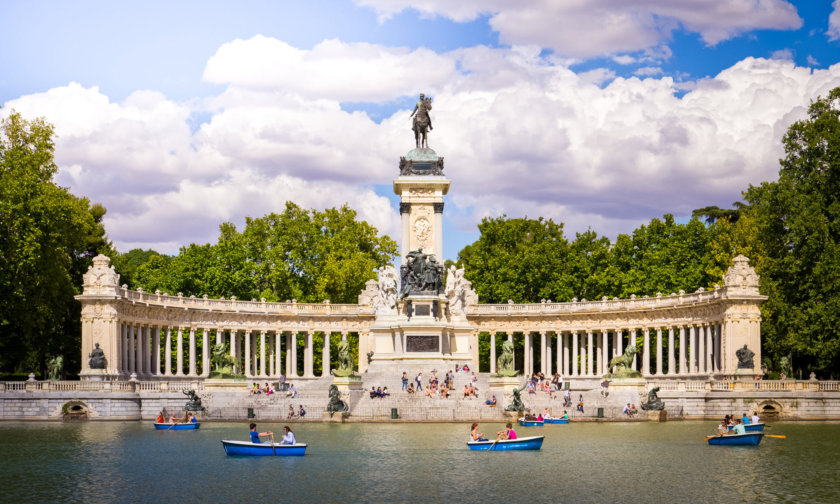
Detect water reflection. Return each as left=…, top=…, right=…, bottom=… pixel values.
left=0, top=421, right=838, bottom=503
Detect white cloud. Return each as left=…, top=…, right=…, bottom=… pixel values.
left=612, top=55, right=637, bottom=65
left=770, top=48, right=794, bottom=60
left=355, top=0, right=802, bottom=57
left=807, top=55, right=819, bottom=67
left=578, top=68, right=617, bottom=85
left=635, top=66, right=664, bottom=77
left=829, top=0, right=840, bottom=41
left=5, top=37, right=840, bottom=260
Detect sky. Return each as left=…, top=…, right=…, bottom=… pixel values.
left=2, top=0, right=840, bottom=262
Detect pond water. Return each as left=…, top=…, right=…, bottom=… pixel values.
left=1, top=421, right=837, bottom=503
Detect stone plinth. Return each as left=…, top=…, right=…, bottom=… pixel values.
left=79, top=369, right=110, bottom=382
left=203, top=378, right=248, bottom=390
left=488, top=376, right=523, bottom=393
left=332, top=375, right=364, bottom=392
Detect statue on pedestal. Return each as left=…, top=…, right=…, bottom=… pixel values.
left=736, top=344, right=755, bottom=369
left=399, top=249, right=443, bottom=299
left=494, top=340, right=519, bottom=377
left=183, top=390, right=205, bottom=412
left=48, top=355, right=64, bottom=381
left=210, top=343, right=240, bottom=378
left=326, top=384, right=349, bottom=417
left=640, top=386, right=665, bottom=411
left=607, top=345, right=641, bottom=378
left=410, top=93, right=433, bottom=149
left=88, top=343, right=107, bottom=370
left=333, top=340, right=356, bottom=377
left=505, top=383, right=527, bottom=412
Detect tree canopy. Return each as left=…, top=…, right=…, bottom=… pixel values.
left=0, top=111, right=109, bottom=377
left=129, top=202, right=398, bottom=304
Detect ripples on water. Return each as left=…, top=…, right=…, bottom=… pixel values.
left=1, top=421, right=838, bottom=504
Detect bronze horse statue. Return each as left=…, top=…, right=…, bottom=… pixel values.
left=411, top=94, right=432, bottom=149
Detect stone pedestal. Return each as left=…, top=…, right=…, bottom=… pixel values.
left=203, top=378, right=248, bottom=390
left=332, top=375, right=363, bottom=392
left=79, top=369, right=110, bottom=382
left=488, top=376, right=523, bottom=393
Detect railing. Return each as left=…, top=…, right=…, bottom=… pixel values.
left=469, top=289, right=725, bottom=316
left=117, top=288, right=368, bottom=316
left=0, top=380, right=205, bottom=393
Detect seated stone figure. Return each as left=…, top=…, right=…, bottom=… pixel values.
left=640, top=386, right=665, bottom=411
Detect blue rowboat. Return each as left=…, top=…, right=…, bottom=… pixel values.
left=544, top=418, right=568, bottom=424
left=707, top=433, right=763, bottom=446
left=154, top=422, right=200, bottom=430
left=519, top=418, right=544, bottom=427
left=467, top=435, right=544, bottom=451
left=221, top=440, right=307, bottom=456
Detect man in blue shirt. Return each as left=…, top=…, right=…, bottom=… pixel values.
left=741, top=413, right=750, bottom=425
left=249, top=423, right=272, bottom=444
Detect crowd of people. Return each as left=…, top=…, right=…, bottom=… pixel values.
left=401, top=367, right=478, bottom=399
left=369, top=386, right=391, bottom=399
left=155, top=411, right=197, bottom=424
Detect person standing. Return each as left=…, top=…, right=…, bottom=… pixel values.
left=249, top=423, right=272, bottom=444
left=401, top=372, right=408, bottom=391
left=416, top=372, right=423, bottom=391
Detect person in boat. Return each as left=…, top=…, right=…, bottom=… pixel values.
left=730, top=418, right=746, bottom=435
left=470, top=423, right=488, bottom=442
left=741, top=412, right=750, bottom=425
left=299, top=405, right=306, bottom=417
left=281, top=425, right=296, bottom=445
left=535, top=412, right=544, bottom=422
left=543, top=408, right=552, bottom=419
left=751, top=411, right=760, bottom=425
left=169, top=414, right=183, bottom=424
left=717, top=418, right=729, bottom=436
left=155, top=411, right=165, bottom=424
left=249, top=423, right=272, bottom=444
left=561, top=410, right=569, bottom=419
left=485, top=395, right=497, bottom=406
left=498, top=423, right=517, bottom=440
left=186, top=412, right=197, bottom=423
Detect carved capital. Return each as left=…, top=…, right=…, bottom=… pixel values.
left=433, top=202, right=444, bottom=214
left=399, top=202, right=411, bottom=214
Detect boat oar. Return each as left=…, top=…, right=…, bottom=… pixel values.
left=270, top=433, right=277, bottom=456
left=167, top=422, right=181, bottom=431
left=702, top=435, right=719, bottom=441
left=487, top=435, right=501, bottom=452
left=765, top=434, right=786, bottom=439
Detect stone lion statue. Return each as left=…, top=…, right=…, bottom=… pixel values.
left=333, top=339, right=356, bottom=377
left=494, top=340, right=518, bottom=377
left=607, top=345, right=642, bottom=378
left=209, top=343, right=239, bottom=378
left=326, top=384, right=349, bottom=417
left=640, top=386, right=665, bottom=411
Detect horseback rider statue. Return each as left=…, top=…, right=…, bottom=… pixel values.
left=410, top=93, right=433, bottom=149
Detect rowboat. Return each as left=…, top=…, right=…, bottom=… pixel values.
left=727, top=423, right=765, bottom=432
left=707, top=432, right=763, bottom=446
left=544, top=418, right=568, bottom=424
left=519, top=418, right=544, bottom=427
left=467, top=435, right=544, bottom=451
left=221, top=440, right=307, bottom=456
left=154, top=422, right=200, bottom=430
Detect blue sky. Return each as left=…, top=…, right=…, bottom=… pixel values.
left=2, top=0, right=840, bottom=262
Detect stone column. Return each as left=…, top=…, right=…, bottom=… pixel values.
left=586, top=331, right=594, bottom=377
left=268, top=333, right=275, bottom=377
left=706, top=324, right=714, bottom=374
left=144, top=326, right=152, bottom=376
left=202, top=329, right=210, bottom=377
left=679, top=326, right=686, bottom=375
left=562, top=333, right=569, bottom=376
left=139, top=326, right=147, bottom=377
left=642, top=328, right=650, bottom=376
left=433, top=202, right=444, bottom=261
left=602, top=332, right=610, bottom=374
left=571, top=332, right=579, bottom=376
left=231, top=330, right=239, bottom=374
left=128, top=325, right=136, bottom=374
left=615, top=329, right=623, bottom=356
left=399, top=203, right=411, bottom=263
left=305, top=331, right=314, bottom=377
left=667, top=327, right=675, bottom=375
left=715, top=323, right=723, bottom=372
left=322, top=332, right=331, bottom=377
left=655, top=327, right=663, bottom=375
left=120, top=324, right=128, bottom=374
left=540, top=332, right=547, bottom=374
left=545, top=343, right=552, bottom=375
left=188, top=328, right=197, bottom=376
left=164, top=327, right=172, bottom=376
left=689, top=325, right=697, bottom=373
left=490, top=333, right=497, bottom=374
left=595, top=331, right=602, bottom=376
left=244, top=331, right=252, bottom=378
left=698, top=325, right=706, bottom=374
left=176, top=327, right=184, bottom=376
left=556, top=332, right=562, bottom=376
left=258, top=331, right=266, bottom=377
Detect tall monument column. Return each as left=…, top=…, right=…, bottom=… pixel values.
left=393, top=151, right=449, bottom=263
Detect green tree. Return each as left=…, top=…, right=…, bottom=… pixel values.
left=110, top=248, right=163, bottom=288
left=741, top=87, right=840, bottom=376
left=0, top=111, right=109, bottom=377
